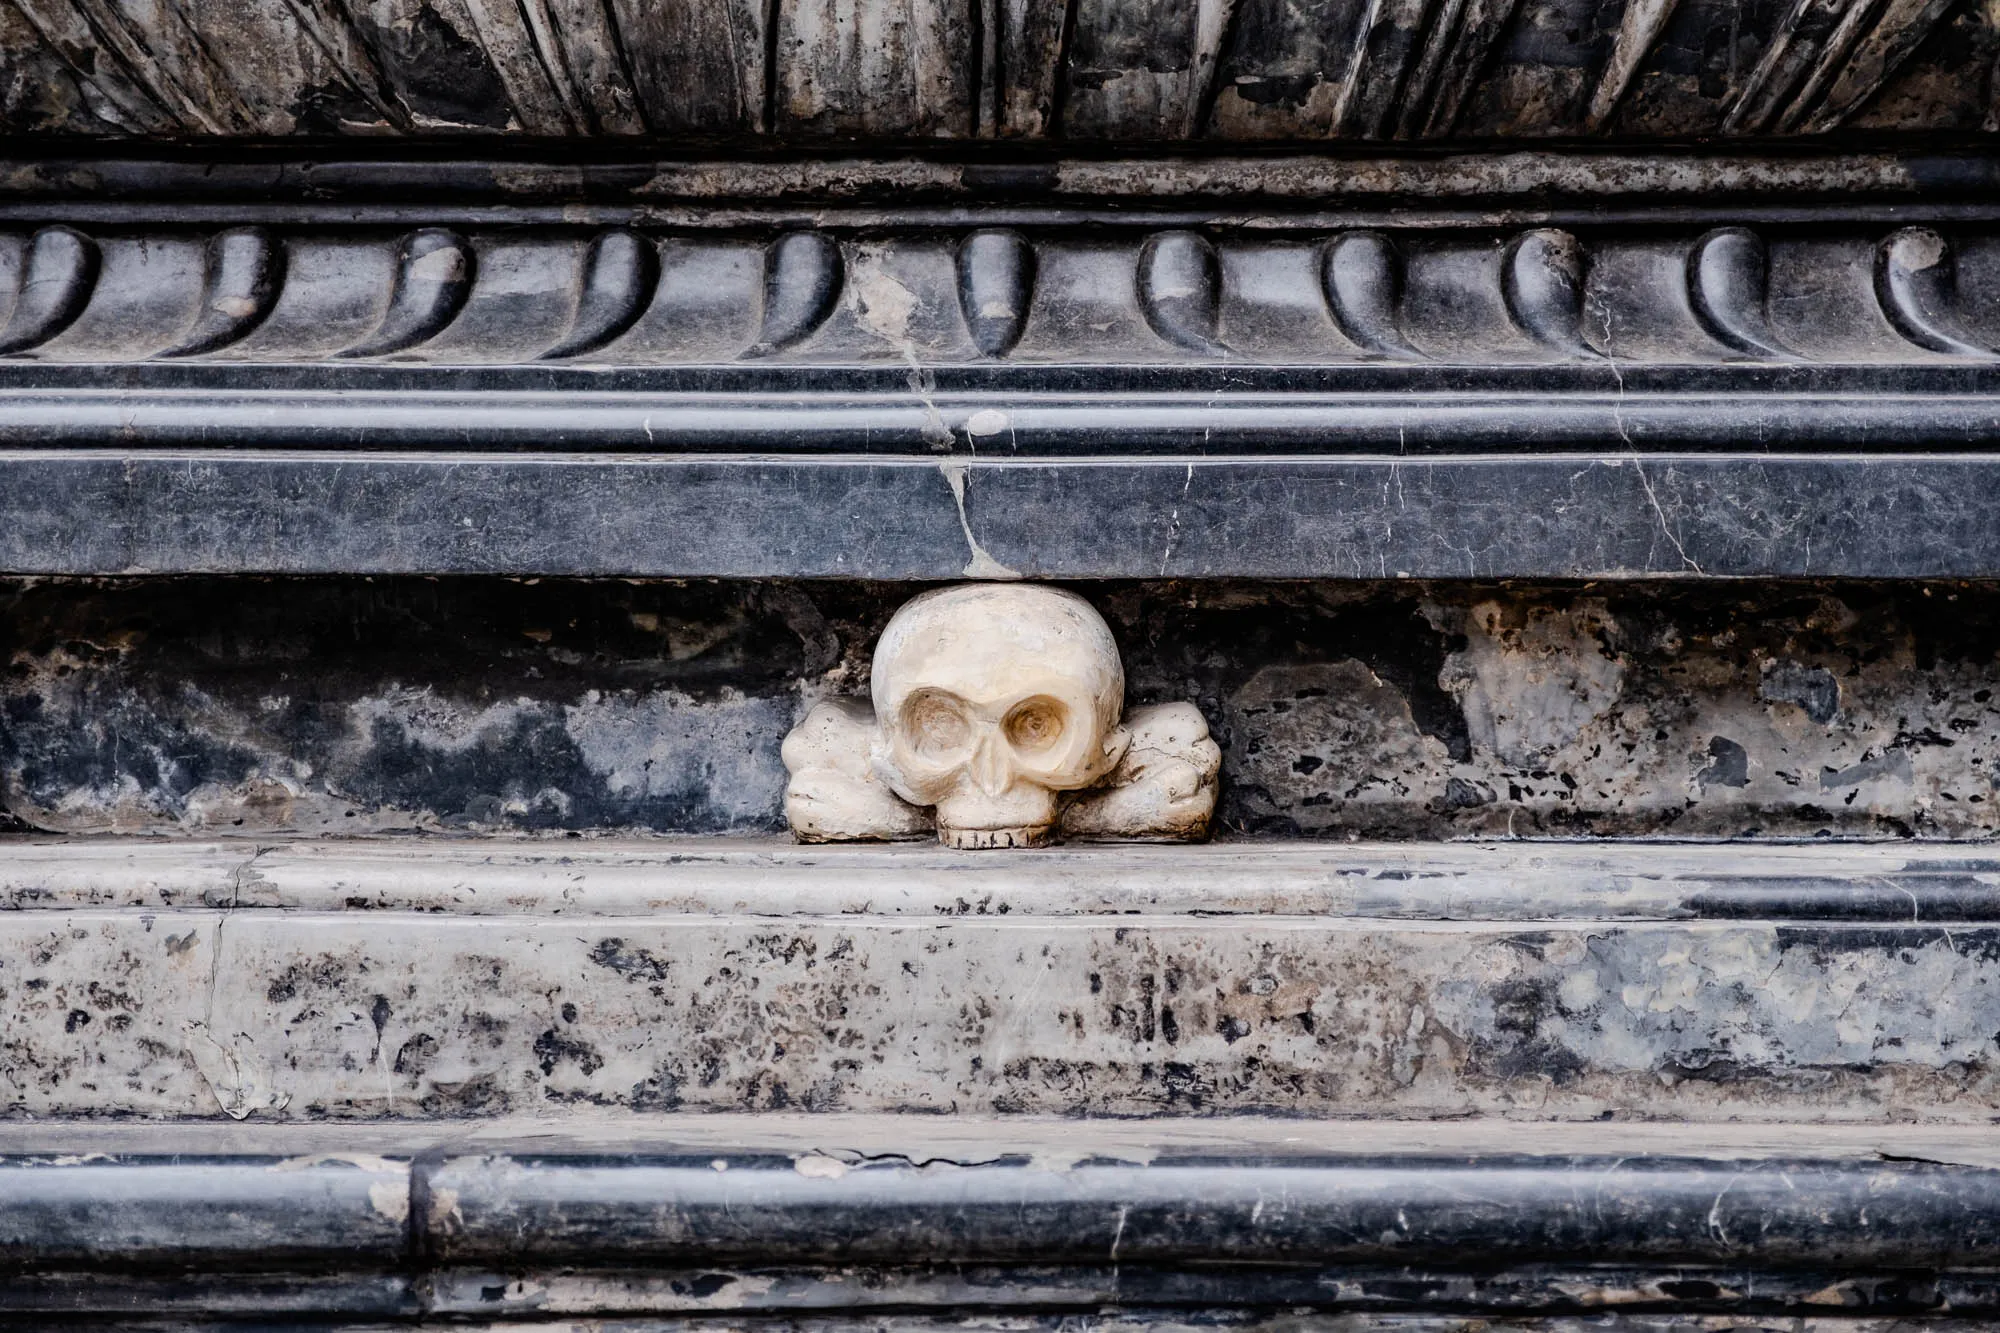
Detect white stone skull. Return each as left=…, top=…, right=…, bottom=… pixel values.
left=870, top=584, right=1130, bottom=848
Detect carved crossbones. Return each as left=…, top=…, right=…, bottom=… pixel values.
left=782, top=584, right=1220, bottom=848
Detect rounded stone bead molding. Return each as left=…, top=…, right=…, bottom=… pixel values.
left=782, top=584, right=1220, bottom=848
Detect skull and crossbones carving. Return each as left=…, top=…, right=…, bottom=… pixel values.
left=783, top=584, right=1220, bottom=848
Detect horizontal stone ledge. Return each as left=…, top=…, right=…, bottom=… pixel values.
left=4, top=841, right=1998, bottom=1120
left=3, top=1127, right=2000, bottom=1274
left=0, top=1156, right=410, bottom=1268
left=420, top=1153, right=2000, bottom=1269
left=423, top=1263, right=2000, bottom=1320
left=7, top=1121, right=2000, bottom=1318
left=5, top=386, right=2000, bottom=451
left=0, top=1270, right=416, bottom=1322
left=14, top=1265, right=2000, bottom=1323
left=7, top=148, right=1996, bottom=206
left=8, top=451, right=2000, bottom=578
left=6, top=1113, right=1999, bottom=1165
left=9, top=836, right=2000, bottom=920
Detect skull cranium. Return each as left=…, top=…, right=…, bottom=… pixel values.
left=870, top=584, right=1130, bottom=848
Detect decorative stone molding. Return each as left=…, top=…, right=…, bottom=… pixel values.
left=783, top=584, right=1219, bottom=847
left=10, top=221, right=2000, bottom=366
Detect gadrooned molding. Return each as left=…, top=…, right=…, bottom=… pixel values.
left=337, top=227, right=476, bottom=358
left=956, top=228, right=1035, bottom=358
left=1687, top=225, right=1795, bottom=361
left=783, top=584, right=1220, bottom=848
left=2, top=221, right=1997, bottom=366
left=0, top=226, right=97, bottom=355
left=158, top=226, right=286, bottom=359
left=1501, top=228, right=1594, bottom=358
left=541, top=229, right=659, bottom=360
left=1877, top=226, right=1992, bottom=358
left=1320, top=230, right=1422, bottom=360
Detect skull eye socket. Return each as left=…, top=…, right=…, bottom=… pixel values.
left=902, top=689, right=972, bottom=760
left=1004, top=696, right=1069, bottom=755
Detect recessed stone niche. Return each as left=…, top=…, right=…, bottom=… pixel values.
left=3, top=576, right=1997, bottom=840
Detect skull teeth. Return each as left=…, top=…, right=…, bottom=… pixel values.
left=938, top=824, right=1058, bottom=850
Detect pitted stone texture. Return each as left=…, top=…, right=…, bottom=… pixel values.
left=7, top=578, right=2000, bottom=839
left=2, top=887, right=1997, bottom=1120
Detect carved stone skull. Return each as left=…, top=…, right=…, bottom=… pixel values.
left=870, top=584, right=1130, bottom=848
left=783, top=582, right=1220, bottom=848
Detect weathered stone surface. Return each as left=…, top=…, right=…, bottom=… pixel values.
left=3, top=0, right=1990, bottom=1321
left=0, top=0, right=1988, bottom=140
left=2, top=839, right=1998, bottom=1121
left=8, top=578, right=2000, bottom=840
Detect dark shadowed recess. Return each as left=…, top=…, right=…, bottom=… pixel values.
left=5, top=576, right=2000, bottom=841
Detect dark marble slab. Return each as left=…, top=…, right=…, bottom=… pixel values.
left=5, top=1132, right=2000, bottom=1320
left=4, top=451, right=2000, bottom=581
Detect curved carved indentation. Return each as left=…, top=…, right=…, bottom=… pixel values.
left=1686, top=227, right=1792, bottom=360
left=339, top=228, right=475, bottom=359
left=1319, top=231, right=1421, bottom=360
left=0, top=226, right=100, bottom=355
left=159, top=227, right=285, bottom=358
left=542, top=231, right=660, bottom=360
left=1138, top=231, right=1224, bottom=355
left=1501, top=228, right=1593, bottom=357
left=1876, top=227, right=1991, bottom=358
left=748, top=233, right=843, bottom=357
left=955, top=229, right=1035, bottom=359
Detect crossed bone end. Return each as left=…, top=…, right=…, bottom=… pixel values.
left=1062, top=702, right=1222, bottom=843
left=782, top=699, right=934, bottom=843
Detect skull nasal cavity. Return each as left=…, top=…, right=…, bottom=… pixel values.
left=905, top=690, right=971, bottom=757
left=1005, top=696, right=1068, bottom=753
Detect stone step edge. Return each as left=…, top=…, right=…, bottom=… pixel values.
left=5, top=1112, right=1999, bottom=1165
left=4, top=1124, right=2000, bottom=1285
left=10, top=1119, right=2000, bottom=1318
left=5, top=835, right=2000, bottom=921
